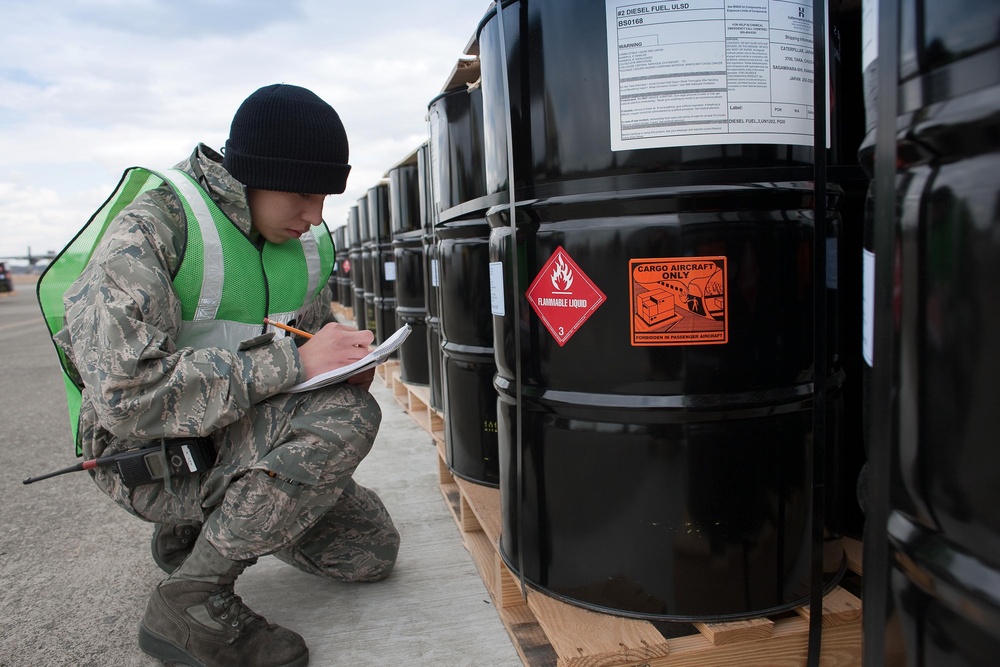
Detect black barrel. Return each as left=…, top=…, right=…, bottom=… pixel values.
left=429, top=75, right=499, bottom=486
left=829, top=4, right=868, bottom=542
left=873, top=0, right=1000, bottom=663
left=358, top=194, right=376, bottom=336
left=480, top=0, right=853, bottom=620
left=420, top=143, right=445, bottom=411
left=348, top=204, right=365, bottom=329
left=333, top=224, right=352, bottom=307
left=328, top=224, right=340, bottom=305
left=856, top=0, right=878, bottom=533
left=390, top=153, right=430, bottom=385
left=368, top=182, right=397, bottom=347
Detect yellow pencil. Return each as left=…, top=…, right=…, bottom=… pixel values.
left=263, top=318, right=313, bottom=339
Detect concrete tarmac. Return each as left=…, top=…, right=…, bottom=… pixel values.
left=0, top=277, right=520, bottom=667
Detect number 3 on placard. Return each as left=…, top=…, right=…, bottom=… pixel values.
left=558, top=326, right=565, bottom=336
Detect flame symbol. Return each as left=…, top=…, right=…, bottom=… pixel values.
left=550, top=255, right=574, bottom=291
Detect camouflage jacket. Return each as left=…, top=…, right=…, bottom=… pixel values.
left=53, top=144, right=335, bottom=457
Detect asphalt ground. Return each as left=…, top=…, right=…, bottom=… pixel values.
left=0, top=276, right=520, bottom=667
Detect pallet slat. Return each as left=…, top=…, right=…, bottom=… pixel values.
left=526, top=593, right=670, bottom=667
left=692, top=617, right=774, bottom=646
left=844, top=537, right=863, bottom=577
left=794, top=587, right=863, bottom=628
left=663, top=619, right=861, bottom=667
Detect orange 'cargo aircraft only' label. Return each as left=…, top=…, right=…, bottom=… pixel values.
left=629, top=256, right=728, bottom=346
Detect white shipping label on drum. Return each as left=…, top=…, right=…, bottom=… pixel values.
left=431, top=259, right=440, bottom=287
left=605, top=0, right=830, bottom=151
left=429, top=110, right=446, bottom=212
left=384, top=261, right=396, bottom=281
left=489, top=262, right=505, bottom=316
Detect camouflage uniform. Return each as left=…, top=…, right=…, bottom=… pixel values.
left=53, top=144, right=399, bottom=581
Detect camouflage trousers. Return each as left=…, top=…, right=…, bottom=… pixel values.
left=90, top=383, right=399, bottom=583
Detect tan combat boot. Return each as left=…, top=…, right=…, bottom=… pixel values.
left=138, top=534, right=309, bottom=667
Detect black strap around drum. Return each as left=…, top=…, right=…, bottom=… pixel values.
left=807, top=4, right=829, bottom=666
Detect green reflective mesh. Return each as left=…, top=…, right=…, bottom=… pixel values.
left=38, top=167, right=337, bottom=456
left=36, top=168, right=162, bottom=454
left=262, top=239, right=309, bottom=315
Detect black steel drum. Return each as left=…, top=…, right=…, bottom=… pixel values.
left=348, top=204, right=365, bottom=330
left=390, top=155, right=429, bottom=385
left=429, top=79, right=499, bottom=487
left=875, top=0, right=1000, bottom=663
left=368, top=183, right=397, bottom=347
left=480, top=0, right=852, bottom=620
left=328, top=224, right=341, bottom=305
left=332, top=224, right=352, bottom=307
left=420, top=143, right=445, bottom=410
left=358, top=194, right=376, bottom=337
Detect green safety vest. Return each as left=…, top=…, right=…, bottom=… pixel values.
left=38, top=167, right=335, bottom=454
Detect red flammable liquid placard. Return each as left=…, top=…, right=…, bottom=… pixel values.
left=526, top=246, right=606, bottom=346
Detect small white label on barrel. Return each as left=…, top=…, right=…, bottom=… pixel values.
left=428, top=109, right=446, bottom=211
left=384, top=261, right=397, bottom=281
left=605, top=0, right=830, bottom=151
left=489, top=262, right=505, bottom=316
left=431, top=259, right=440, bottom=287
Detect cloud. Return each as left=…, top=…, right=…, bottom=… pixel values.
left=0, top=0, right=490, bottom=259
left=0, top=180, right=111, bottom=257
left=58, top=0, right=302, bottom=38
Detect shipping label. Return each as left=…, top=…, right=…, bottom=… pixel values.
left=629, top=256, right=728, bottom=345
left=605, top=0, right=830, bottom=151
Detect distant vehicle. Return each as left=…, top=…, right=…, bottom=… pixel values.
left=0, top=262, right=13, bottom=294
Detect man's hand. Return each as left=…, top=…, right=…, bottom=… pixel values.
left=297, top=323, right=374, bottom=380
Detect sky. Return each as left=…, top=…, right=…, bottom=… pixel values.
left=0, top=0, right=492, bottom=265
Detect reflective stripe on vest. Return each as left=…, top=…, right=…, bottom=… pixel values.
left=162, top=169, right=334, bottom=352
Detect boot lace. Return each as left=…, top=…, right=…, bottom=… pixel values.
left=209, top=589, right=264, bottom=629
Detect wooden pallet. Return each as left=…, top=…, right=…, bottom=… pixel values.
left=330, top=302, right=354, bottom=325
left=375, top=358, right=398, bottom=387
left=387, top=368, right=445, bottom=444
left=390, top=373, right=863, bottom=667
left=844, top=537, right=863, bottom=577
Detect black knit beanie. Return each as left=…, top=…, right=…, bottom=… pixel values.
left=223, top=84, right=351, bottom=195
